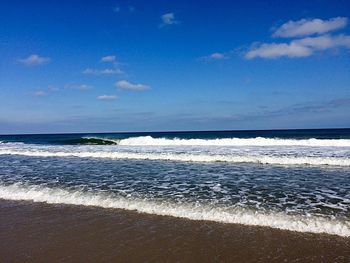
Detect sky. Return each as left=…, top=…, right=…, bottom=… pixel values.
left=0, top=0, right=350, bottom=134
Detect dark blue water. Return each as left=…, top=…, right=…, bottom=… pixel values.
left=1, top=128, right=350, bottom=145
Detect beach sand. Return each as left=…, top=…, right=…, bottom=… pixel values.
left=0, top=199, right=349, bottom=262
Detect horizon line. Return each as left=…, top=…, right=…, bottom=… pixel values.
left=1, top=127, right=350, bottom=136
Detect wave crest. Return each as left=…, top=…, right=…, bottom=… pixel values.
left=118, top=136, right=350, bottom=147
left=61, top=137, right=118, bottom=145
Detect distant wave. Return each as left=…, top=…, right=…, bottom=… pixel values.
left=4, top=136, right=350, bottom=147
left=60, top=137, right=118, bottom=145
left=0, top=183, right=348, bottom=237
left=1, top=149, right=349, bottom=166
left=117, top=136, right=350, bottom=147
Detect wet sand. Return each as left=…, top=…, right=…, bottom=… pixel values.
left=0, top=200, right=349, bottom=262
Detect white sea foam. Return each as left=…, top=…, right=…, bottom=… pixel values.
left=117, top=136, right=350, bottom=147
left=0, top=183, right=348, bottom=237
left=0, top=149, right=349, bottom=166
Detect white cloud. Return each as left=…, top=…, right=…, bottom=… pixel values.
left=200, top=52, right=228, bottom=61
left=116, top=80, right=150, bottom=91
left=209, top=53, right=226, bottom=59
left=83, top=68, right=123, bottom=76
left=84, top=55, right=123, bottom=75
left=18, top=54, right=51, bottom=66
left=296, top=34, right=350, bottom=50
left=101, top=55, right=116, bottom=62
left=65, top=83, right=92, bottom=91
left=160, top=13, right=179, bottom=27
left=97, top=95, right=118, bottom=100
left=245, top=42, right=312, bottom=59
left=34, top=91, right=47, bottom=97
left=273, top=17, right=348, bottom=38
left=245, top=34, right=350, bottom=59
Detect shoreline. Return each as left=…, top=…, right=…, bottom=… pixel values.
left=0, top=183, right=349, bottom=237
left=1, top=199, right=349, bottom=262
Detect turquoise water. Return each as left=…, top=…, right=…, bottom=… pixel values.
left=0, top=129, right=349, bottom=236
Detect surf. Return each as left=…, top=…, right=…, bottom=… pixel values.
left=0, top=149, right=349, bottom=166
left=117, top=136, right=350, bottom=147
left=0, top=183, right=348, bottom=237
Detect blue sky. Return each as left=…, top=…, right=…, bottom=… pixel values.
left=1, top=0, right=350, bottom=134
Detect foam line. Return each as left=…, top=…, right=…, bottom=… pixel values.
left=0, top=149, right=349, bottom=166
left=0, top=184, right=348, bottom=237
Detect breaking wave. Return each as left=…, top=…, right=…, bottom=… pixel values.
left=0, top=183, right=348, bottom=237
left=4, top=136, right=350, bottom=147
left=0, top=149, right=349, bottom=166
left=116, top=136, right=350, bottom=147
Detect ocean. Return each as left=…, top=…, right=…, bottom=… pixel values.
left=0, top=128, right=349, bottom=238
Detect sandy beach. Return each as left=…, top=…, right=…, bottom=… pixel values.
left=0, top=199, right=349, bottom=262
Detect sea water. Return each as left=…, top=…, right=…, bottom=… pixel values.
left=0, top=129, right=349, bottom=236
